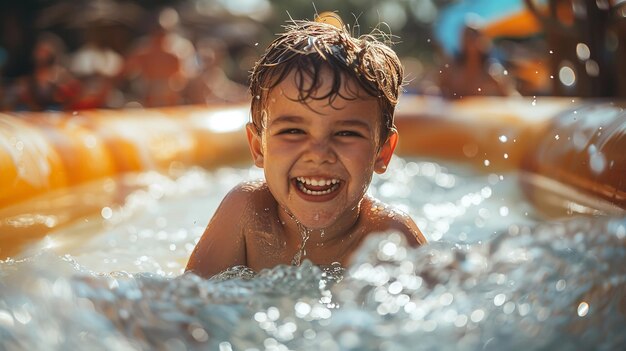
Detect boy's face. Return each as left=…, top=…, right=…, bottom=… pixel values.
left=246, top=68, right=397, bottom=230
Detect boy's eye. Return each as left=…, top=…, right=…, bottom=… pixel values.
left=278, top=128, right=304, bottom=135
left=336, top=130, right=363, bottom=137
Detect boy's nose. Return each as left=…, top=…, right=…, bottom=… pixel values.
left=303, top=140, right=337, bottom=164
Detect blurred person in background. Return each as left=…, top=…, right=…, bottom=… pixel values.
left=117, top=8, right=192, bottom=107
left=68, top=26, right=125, bottom=109
left=185, top=37, right=248, bottom=105
left=438, top=24, right=517, bottom=99
left=11, top=32, right=80, bottom=111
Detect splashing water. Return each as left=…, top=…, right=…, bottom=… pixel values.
left=280, top=206, right=314, bottom=267
left=291, top=225, right=311, bottom=267
left=0, top=158, right=624, bottom=350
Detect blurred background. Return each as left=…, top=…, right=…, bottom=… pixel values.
left=1, top=0, right=625, bottom=111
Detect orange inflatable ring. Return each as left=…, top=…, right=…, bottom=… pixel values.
left=1, top=96, right=624, bottom=258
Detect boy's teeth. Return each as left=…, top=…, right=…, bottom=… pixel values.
left=296, top=177, right=339, bottom=186
left=295, top=177, right=341, bottom=196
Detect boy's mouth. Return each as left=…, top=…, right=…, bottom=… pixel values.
left=293, top=176, right=342, bottom=201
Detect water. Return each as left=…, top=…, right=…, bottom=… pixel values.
left=1, top=157, right=625, bottom=350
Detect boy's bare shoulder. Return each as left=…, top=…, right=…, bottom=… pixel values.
left=218, top=180, right=276, bottom=217
left=361, top=196, right=427, bottom=247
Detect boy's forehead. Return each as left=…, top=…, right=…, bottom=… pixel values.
left=265, top=69, right=382, bottom=129
left=271, top=67, right=374, bottom=101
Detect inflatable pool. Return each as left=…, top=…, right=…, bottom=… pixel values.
left=1, top=96, right=625, bottom=350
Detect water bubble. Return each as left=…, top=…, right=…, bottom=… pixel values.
left=585, top=59, right=600, bottom=76
left=589, top=152, right=606, bottom=174
left=559, top=64, right=576, bottom=86
left=499, top=206, right=509, bottom=217
left=577, top=302, right=589, bottom=317
left=454, top=314, right=468, bottom=327
left=503, top=302, right=516, bottom=314
left=498, top=135, right=508, bottom=143
left=440, top=292, right=454, bottom=306
left=493, top=293, right=506, bottom=306
left=101, top=207, right=113, bottom=220
left=190, top=325, right=209, bottom=342
left=388, top=281, right=403, bottom=295
left=218, top=341, right=233, bottom=351
left=254, top=312, right=267, bottom=322
left=382, top=242, right=398, bottom=256
left=470, top=309, right=485, bottom=323
left=267, top=306, right=280, bottom=321
left=575, top=43, right=590, bottom=60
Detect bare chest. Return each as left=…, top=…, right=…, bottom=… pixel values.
left=244, top=225, right=366, bottom=272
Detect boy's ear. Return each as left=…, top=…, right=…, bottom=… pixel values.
left=246, top=123, right=264, bottom=168
left=374, top=129, right=398, bottom=174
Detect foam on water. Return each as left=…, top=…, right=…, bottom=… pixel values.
left=1, top=157, right=625, bottom=350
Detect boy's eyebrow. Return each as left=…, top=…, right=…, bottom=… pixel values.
left=269, top=115, right=304, bottom=126
left=269, top=115, right=373, bottom=131
left=335, top=119, right=372, bottom=131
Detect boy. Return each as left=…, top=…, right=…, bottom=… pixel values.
left=186, top=15, right=426, bottom=278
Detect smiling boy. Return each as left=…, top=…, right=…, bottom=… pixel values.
left=186, top=17, right=426, bottom=278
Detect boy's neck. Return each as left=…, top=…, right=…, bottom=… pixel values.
left=278, top=202, right=362, bottom=246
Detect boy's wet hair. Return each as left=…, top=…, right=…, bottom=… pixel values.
left=249, top=18, right=404, bottom=143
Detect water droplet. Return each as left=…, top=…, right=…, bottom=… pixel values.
left=470, top=309, right=485, bottom=322
left=499, top=135, right=508, bottom=143
left=101, top=207, right=113, bottom=220
left=219, top=341, right=233, bottom=351
left=576, top=43, right=590, bottom=60
left=499, top=206, right=509, bottom=216
left=589, top=152, right=606, bottom=174
left=493, top=293, right=506, bottom=306
left=559, top=65, right=576, bottom=86
left=577, top=302, right=589, bottom=317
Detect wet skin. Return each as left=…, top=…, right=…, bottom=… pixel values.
left=186, top=69, right=426, bottom=278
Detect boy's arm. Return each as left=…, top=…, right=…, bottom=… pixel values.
left=385, top=210, right=427, bottom=247
left=364, top=197, right=427, bottom=247
left=185, top=184, right=250, bottom=278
